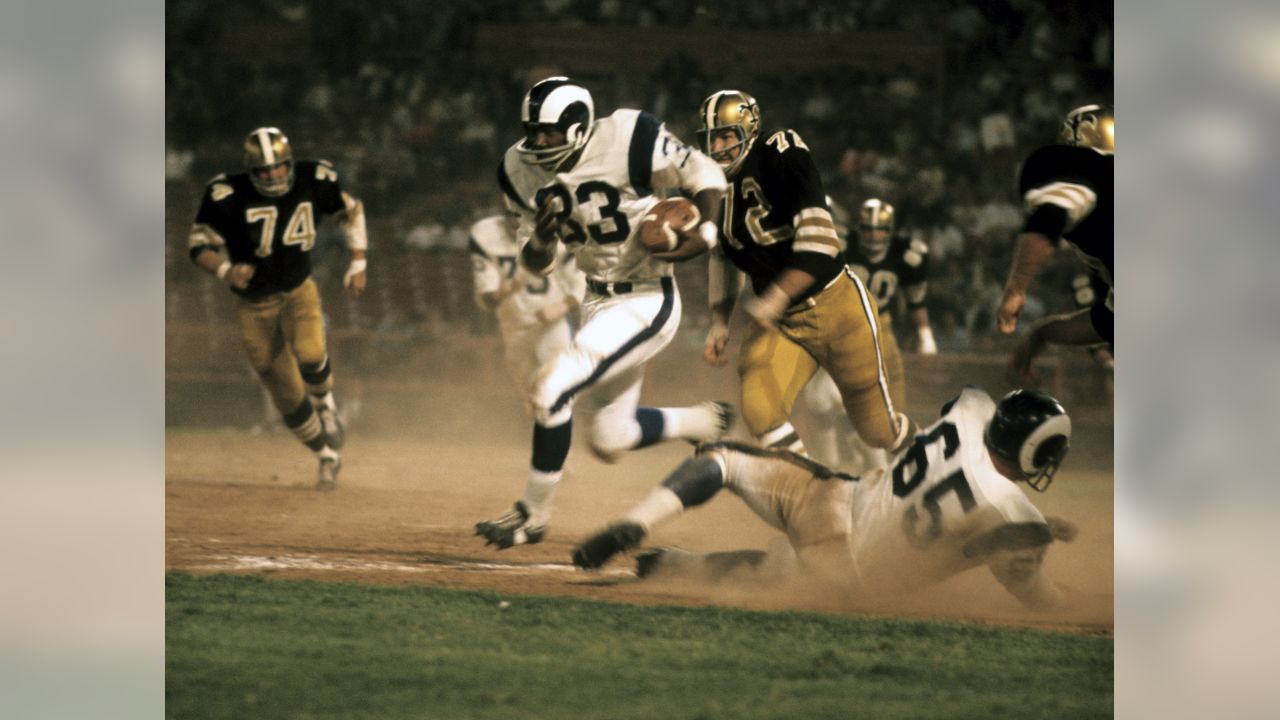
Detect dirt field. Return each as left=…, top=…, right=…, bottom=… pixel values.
left=166, top=364, right=1113, bottom=635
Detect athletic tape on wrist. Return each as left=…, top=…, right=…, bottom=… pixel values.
left=698, top=220, right=719, bottom=251
left=344, top=258, right=367, bottom=286
left=216, top=260, right=232, bottom=280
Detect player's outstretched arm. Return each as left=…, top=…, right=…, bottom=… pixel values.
left=997, top=232, right=1057, bottom=333
left=704, top=250, right=741, bottom=366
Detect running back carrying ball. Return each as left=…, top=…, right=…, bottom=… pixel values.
left=639, top=197, right=700, bottom=253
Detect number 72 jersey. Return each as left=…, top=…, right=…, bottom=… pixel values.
left=188, top=159, right=356, bottom=300
left=847, top=387, right=1049, bottom=594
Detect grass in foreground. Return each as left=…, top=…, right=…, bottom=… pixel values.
left=166, top=572, right=1111, bottom=720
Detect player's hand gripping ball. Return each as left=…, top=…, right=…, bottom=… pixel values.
left=639, top=197, right=700, bottom=254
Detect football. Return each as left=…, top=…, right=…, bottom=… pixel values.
left=638, top=197, right=700, bottom=254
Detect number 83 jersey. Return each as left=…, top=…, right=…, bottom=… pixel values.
left=188, top=160, right=354, bottom=300
left=849, top=387, right=1049, bottom=594
left=498, top=109, right=727, bottom=282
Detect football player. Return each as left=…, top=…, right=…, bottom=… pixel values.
left=475, top=77, right=732, bottom=549
left=187, top=127, right=367, bottom=490
left=696, top=90, right=912, bottom=457
left=573, top=388, right=1077, bottom=611
left=1009, top=270, right=1115, bottom=385
left=805, top=198, right=938, bottom=470
left=469, top=211, right=586, bottom=400
left=998, top=104, right=1114, bottom=348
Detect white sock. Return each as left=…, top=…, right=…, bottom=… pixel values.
left=660, top=405, right=719, bottom=442
left=759, top=422, right=807, bottom=454
left=622, top=486, right=684, bottom=531
left=311, top=391, right=336, bottom=412
left=317, top=446, right=339, bottom=462
left=521, top=469, right=561, bottom=525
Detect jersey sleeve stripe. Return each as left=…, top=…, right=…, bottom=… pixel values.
left=793, top=239, right=841, bottom=257
left=188, top=223, right=226, bottom=250
left=628, top=111, right=661, bottom=198
left=1024, top=181, right=1097, bottom=228
left=497, top=159, right=531, bottom=212
left=467, top=236, right=489, bottom=259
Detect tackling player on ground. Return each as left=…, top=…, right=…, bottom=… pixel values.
left=475, top=77, right=733, bottom=549
left=188, top=127, right=367, bottom=490
left=695, top=90, right=912, bottom=458
left=573, top=387, right=1077, bottom=611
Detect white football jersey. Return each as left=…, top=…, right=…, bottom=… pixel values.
left=469, top=215, right=585, bottom=331
left=498, top=109, right=726, bottom=282
left=848, top=387, right=1048, bottom=593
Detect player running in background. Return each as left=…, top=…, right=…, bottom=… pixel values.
left=469, top=211, right=585, bottom=400
left=805, top=198, right=938, bottom=471
left=187, top=127, right=367, bottom=490
left=998, top=104, right=1114, bottom=349
left=475, top=77, right=732, bottom=549
left=696, top=90, right=912, bottom=459
left=573, top=387, right=1078, bottom=611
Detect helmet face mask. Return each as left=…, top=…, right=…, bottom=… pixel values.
left=984, top=390, right=1072, bottom=492
left=516, top=76, right=595, bottom=170
left=857, top=199, right=895, bottom=262
left=244, top=127, right=295, bottom=197
left=1061, top=104, right=1115, bottom=154
left=697, top=90, right=760, bottom=177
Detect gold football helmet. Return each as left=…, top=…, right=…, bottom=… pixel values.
left=1061, top=104, right=1114, bottom=154
left=697, top=90, right=761, bottom=177
left=858, top=199, right=895, bottom=262
left=244, top=126, right=295, bottom=197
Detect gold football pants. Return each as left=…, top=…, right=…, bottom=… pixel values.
left=234, top=277, right=329, bottom=415
left=738, top=272, right=903, bottom=450
left=877, top=312, right=906, bottom=411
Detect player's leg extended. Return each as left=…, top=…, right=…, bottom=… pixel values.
left=478, top=281, right=683, bottom=548
left=738, top=324, right=818, bottom=453
left=284, top=278, right=343, bottom=449
left=808, top=274, right=910, bottom=452
left=878, top=316, right=907, bottom=411
left=800, top=368, right=850, bottom=468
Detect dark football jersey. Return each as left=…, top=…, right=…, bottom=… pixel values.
left=845, top=233, right=930, bottom=314
left=719, top=128, right=845, bottom=300
left=190, top=160, right=349, bottom=300
left=1019, top=145, right=1113, bottom=288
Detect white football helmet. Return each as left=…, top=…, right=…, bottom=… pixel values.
left=516, top=76, right=595, bottom=170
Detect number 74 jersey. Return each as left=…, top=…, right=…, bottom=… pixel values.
left=188, top=159, right=356, bottom=300
left=848, top=387, right=1049, bottom=594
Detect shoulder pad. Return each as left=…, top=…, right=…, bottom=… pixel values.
left=903, top=238, right=928, bottom=267
left=761, top=128, right=812, bottom=157
left=206, top=175, right=234, bottom=202
left=311, top=160, right=339, bottom=182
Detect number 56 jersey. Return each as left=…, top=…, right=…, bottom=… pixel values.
left=498, top=109, right=726, bottom=283
left=848, top=387, right=1049, bottom=594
